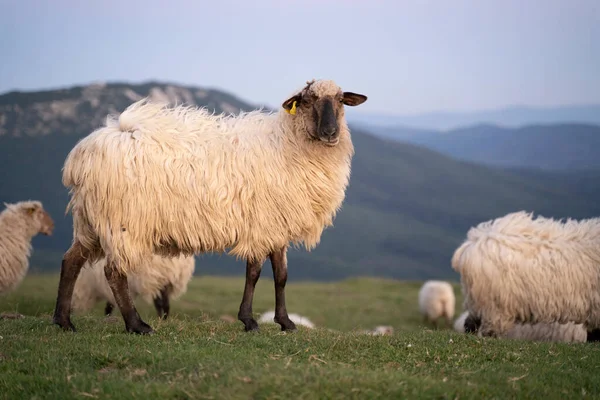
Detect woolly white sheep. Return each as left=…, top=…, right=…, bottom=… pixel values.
left=452, top=211, right=600, bottom=338
left=418, top=280, right=455, bottom=328
left=258, top=310, right=315, bottom=329
left=453, top=311, right=587, bottom=343
left=52, top=79, right=368, bottom=334
left=72, top=254, right=195, bottom=319
left=0, top=201, right=54, bottom=294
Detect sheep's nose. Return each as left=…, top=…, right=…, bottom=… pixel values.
left=321, top=127, right=338, bottom=138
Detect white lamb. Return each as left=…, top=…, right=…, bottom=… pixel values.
left=418, top=280, right=455, bottom=328
left=72, top=254, right=195, bottom=319
left=52, top=79, right=368, bottom=334
left=0, top=201, right=54, bottom=294
left=258, top=310, right=315, bottom=329
left=452, top=211, right=600, bottom=338
left=453, top=311, right=587, bottom=343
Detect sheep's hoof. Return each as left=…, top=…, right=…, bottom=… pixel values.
left=241, top=318, right=259, bottom=332
left=126, top=320, right=154, bottom=335
left=276, top=317, right=297, bottom=332
left=53, top=317, right=77, bottom=332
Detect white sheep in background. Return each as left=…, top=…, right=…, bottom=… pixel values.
left=52, top=79, right=367, bottom=334
left=453, top=311, right=587, bottom=343
left=72, top=255, right=195, bottom=319
left=359, top=325, right=395, bottom=336
left=0, top=201, right=54, bottom=294
left=418, top=280, right=455, bottom=328
left=258, top=310, right=315, bottom=329
left=452, top=211, right=600, bottom=338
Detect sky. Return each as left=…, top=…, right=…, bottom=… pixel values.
left=0, top=0, right=599, bottom=115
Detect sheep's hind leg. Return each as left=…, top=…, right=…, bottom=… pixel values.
left=270, top=246, right=296, bottom=332
left=52, top=240, right=91, bottom=332
left=104, top=262, right=153, bottom=335
left=153, top=284, right=172, bottom=320
left=237, top=257, right=265, bottom=332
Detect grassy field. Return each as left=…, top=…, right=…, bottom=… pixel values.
left=1, top=274, right=599, bottom=399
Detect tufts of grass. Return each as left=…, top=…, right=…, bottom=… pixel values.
left=1, top=274, right=599, bottom=399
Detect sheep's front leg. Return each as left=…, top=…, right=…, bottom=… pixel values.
left=270, top=246, right=296, bottom=331
left=153, top=285, right=171, bottom=320
left=53, top=240, right=90, bottom=332
left=237, top=257, right=264, bottom=332
left=104, top=262, right=153, bottom=335
left=464, top=313, right=481, bottom=334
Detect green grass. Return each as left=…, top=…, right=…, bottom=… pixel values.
left=1, top=274, right=600, bottom=399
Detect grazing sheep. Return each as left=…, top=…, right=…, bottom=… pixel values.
left=0, top=201, right=54, bottom=294
left=454, top=311, right=587, bottom=343
left=418, top=280, right=455, bottom=328
left=258, top=310, right=315, bottom=329
left=72, top=254, right=195, bottom=319
left=452, top=211, right=600, bottom=338
left=52, top=79, right=368, bottom=334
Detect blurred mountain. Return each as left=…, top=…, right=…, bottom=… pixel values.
left=360, top=123, right=600, bottom=171
left=1, top=83, right=599, bottom=281
left=348, top=104, right=600, bottom=131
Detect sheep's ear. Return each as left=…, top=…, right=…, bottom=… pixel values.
left=342, top=92, right=368, bottom=106
left=282, top=94, right=302, bottom=112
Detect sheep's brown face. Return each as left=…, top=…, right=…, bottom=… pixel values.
left=282, top=81, right=367, bottom=146
left=24, top=204, right=55, bottom=236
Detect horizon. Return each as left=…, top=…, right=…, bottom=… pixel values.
left=1, top=77, right=600, bottom=119
left=1, top=0, right=599, bottom=116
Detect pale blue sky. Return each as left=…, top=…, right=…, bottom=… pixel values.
left=1, top=0, right=599, bottom=115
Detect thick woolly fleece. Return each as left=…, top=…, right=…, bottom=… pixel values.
left=452, top=211, right=600, bottom=336
left=71, top=255, right=195, bottom=312
left=418, top=280, right=455, bottom=323
left=0, top=201, right=52, bottom=294
left=62, top=79, right=354, bottom=273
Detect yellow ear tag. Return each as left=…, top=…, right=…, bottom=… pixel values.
left=286, top=100, right=297, bottom=115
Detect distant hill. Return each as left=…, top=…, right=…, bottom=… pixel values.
left=1, top=83, right=600, bottom=282
left=348, top=104, right=600, bottom=131
left=361, top=123, right=600, bottom=171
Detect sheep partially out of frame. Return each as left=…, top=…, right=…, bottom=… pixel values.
left=52, top=79, right=367, bottom=334
left=72, top=254, right=195, bottom=319
left=418, top=280, right=455, bottom=328
left=452, top=211, right=600, bottom=338
left=0, top=201, right=54, bottom=294
left=454, top=311, right=588, bottom=343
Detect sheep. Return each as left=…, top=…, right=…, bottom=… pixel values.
left=0, top=201, right=54, bottom=294
left=418, top=280, right=455, bottom=328
left=71, top=254, right=195, bottom=320
left=258, top=310, right=315, bottom=329
left=452, top=211, right=600, bottom=338
left=52, top=79, right=368, bottom=335
left=359, top=325, right=394, bottom=336
left=454, top=311, right=587, bottom=343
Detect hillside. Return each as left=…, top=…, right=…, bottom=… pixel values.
left=362, top=123, right=600, bottom=171
left=1, top=83, right=600, bottom=281
left=348, top=103, right=600, bottom=131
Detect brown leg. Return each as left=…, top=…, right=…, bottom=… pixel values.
left=153, top=284, right=171, bottom=320
left=270, top=246, right=296, bottom=331
left=52, top=241, right=91, bottom=332
left=104, top=261, right=153, bottom=335
left=237, top=257, right=265, bottom=332
left=104, top=302, right=114, bottom=316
